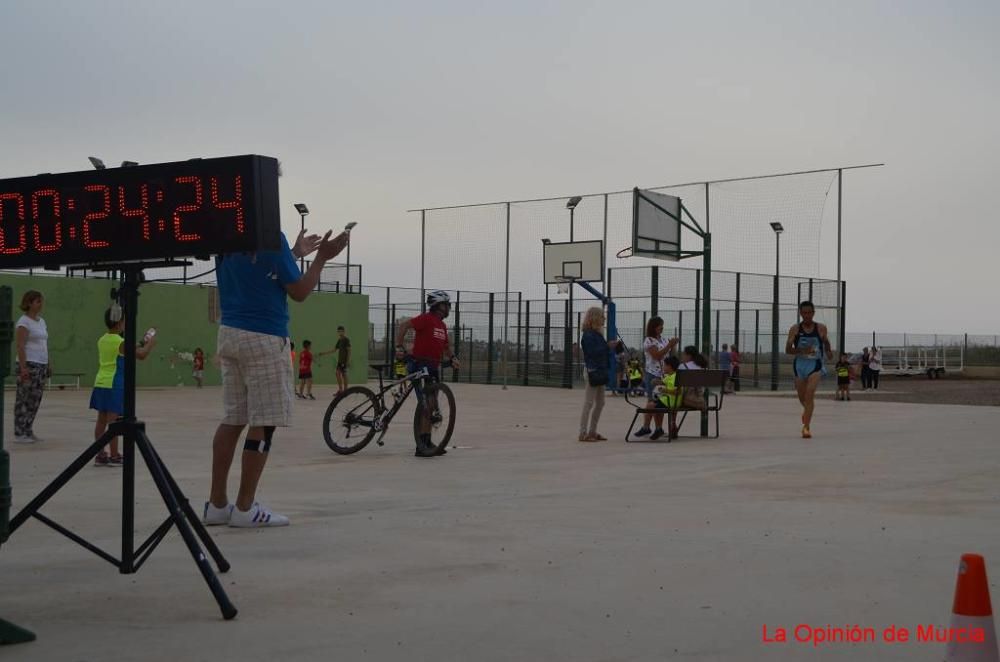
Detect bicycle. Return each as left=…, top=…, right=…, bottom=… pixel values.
left=322, top=361, right=457, bottom=455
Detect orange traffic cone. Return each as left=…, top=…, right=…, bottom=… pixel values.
left=944, top=554, right=999, bottom=662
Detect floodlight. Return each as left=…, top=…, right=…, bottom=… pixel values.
left=88, top=157, right=106, bottom=170
left=769, top=222, right=784, bottom=234
left=566, top=196, right=582, bottom=210
left=541, top=238, right=551, bottom=245
left=121, top=161, right=139, bottom=168
left=294, top=203, right=309, bottom=215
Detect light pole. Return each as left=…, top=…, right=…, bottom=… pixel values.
left=564, top=198, right=581, bottom=389
left=294, top=203, right=309, bottom=273
left=345, top=222, right=355, bottom=293
left=769, top=222, right=784, bottom=391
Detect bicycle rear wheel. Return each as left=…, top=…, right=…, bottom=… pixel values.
left=323, top=386, right=382, bottom=454
left=412, top=382, right=456, bottom=453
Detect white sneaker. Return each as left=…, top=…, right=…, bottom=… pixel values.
left=228, top=502, right=289, bottom=528
left=203, top=502, right=234, bottom=526
left=13, top=435, right=35, bottom=444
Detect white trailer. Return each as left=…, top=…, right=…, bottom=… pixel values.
left=874, top=346, right=964, bottom=378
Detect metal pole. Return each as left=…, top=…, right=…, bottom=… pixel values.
left=602, top=194, right=608, bottom=290
left=839, top=281, right=847, bottom=358
left=384, top=287, right=391, bottom=365
left=705, top=183, right=710, bottom=232
left=420, top=210, right=426, bottom=313
left=694, top=269, right=701, bottom=349
left=502, top=202, right=510, bottom=390
left=651, top=267, right=659, bottom=316
left=700, top=235, right=712, bottom=436
left=754, top=309, right=760, bottom=388
left=515, top=292, right=522, bottom=383
left=562, top=298, right=572, bottom=389
left=836, top=169, right=844, bottom=353
left=523, top=299, right=531, bottom=386
left=346, top=242, right=351, bottom=293
left=487, top=293, right=495, bottom=385
left=734, top=272, right=741, bottom=390
left=771, top=233, right=780, bottom=391
left=452, top=291, right=460, bottom=383
left=299, top=213, right=306, bottom=273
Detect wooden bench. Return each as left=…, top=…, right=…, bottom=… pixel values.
left=47, top=372, right=85, bottom=390
left=624, top=369, right=730, bottom=442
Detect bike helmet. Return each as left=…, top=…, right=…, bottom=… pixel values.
left=426, top=290, right=451, bottom=307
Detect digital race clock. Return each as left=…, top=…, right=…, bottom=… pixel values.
left=0, top=154, right=281, bottom=269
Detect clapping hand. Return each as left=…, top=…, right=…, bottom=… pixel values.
left=316, top=231, right=349, bottom=262
left=292, top=228, right=324, bottom=258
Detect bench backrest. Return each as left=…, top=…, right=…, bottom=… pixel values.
left=675, top=369, right=729, bottom=390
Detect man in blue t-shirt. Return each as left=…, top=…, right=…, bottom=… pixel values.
left=204, top=227, right=348, bottom=529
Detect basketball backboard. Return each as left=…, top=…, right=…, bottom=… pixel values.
left=543, top=239, right=604, bottom=284
left=633, top=188, right=682, bottom=261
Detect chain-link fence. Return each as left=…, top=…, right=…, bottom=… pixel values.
left=609, top=265, right=843, bottom=389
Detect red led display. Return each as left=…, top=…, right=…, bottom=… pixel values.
left=83, top=185, right=111, bottom=248
left=0, top=192, right=27, bottom=255
left=0, top=155, right=280, bottom=268
left=119, top=183, right=151, bottom=240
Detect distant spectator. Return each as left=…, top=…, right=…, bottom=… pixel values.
left=718, top=344, right=732, bottom=392
left=13, top=290, right=49, bottom=444
left=729, top=344, right=742, bottom=392
left=193, top=348, right=205, bottom=388
left=680, top=345, right=707, bottom=370
left=860, top=347, right=872, bottom=390
left=578, top=307, right=618, bottom=442
left=634, top=316, right=679, bottom=440
left=868, top=346, right=882, bottom=390
left=834, top=353, right=853, bottom=401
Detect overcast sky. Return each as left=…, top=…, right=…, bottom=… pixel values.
left=1, top=0, right=997, bottom=333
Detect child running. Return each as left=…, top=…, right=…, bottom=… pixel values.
left=296, top=339, right=315, bottom=399
left=90, top=308, right=157, bottom=466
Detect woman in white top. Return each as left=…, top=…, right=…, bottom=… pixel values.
left=634, top=316, right=679, bottom=440
left=868, top=346, right=882, bottom=390
left=14, top=290, right=50, bottom=443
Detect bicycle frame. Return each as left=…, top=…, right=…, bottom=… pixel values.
left=367, top=366, right=432, bottom=440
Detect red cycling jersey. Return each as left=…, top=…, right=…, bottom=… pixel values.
left=410, top=313, right=448, bottom=366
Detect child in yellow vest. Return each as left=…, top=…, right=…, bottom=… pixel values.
left=835, top=353, right=853, bottom=401
left=90, top=307, right=157, bottom=466
left=648, top=356, right=681, bottom=440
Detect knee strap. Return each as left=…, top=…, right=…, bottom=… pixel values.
left=244, top=427, right=276, bottom=454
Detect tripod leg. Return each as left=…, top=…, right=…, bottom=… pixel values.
left=8, top=433, right=115, bottom=533
left=146, top=442, right=231, bottom=573
left=0, top=618, right=36, bottom=645
left=133, top=431, right=238, bottom=620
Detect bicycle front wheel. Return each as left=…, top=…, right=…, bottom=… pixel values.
left=412, top=382, right=457, bottom=453
left=323, top=386, right=382, bottom=454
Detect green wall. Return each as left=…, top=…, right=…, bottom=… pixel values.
left=0, top=274, right=368, bottom=388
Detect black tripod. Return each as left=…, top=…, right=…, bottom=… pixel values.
left=7, top=264, right=237, bottom=620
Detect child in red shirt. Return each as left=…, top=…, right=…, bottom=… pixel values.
left=296, top=340, right=315, bottom=400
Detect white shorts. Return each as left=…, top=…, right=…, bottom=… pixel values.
left=217, top=325, right=293, bottom=427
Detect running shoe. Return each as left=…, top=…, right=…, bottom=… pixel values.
left=203, top=501, right=234, bottom=526
left=229, top=502, right=289, bottom=528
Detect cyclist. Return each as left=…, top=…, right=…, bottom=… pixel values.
left=394, top=290, right=460, bottom=458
